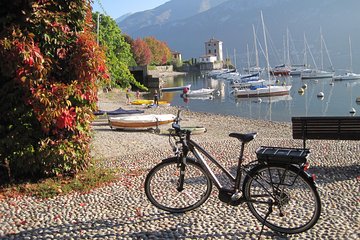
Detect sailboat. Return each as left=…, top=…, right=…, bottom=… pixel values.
left=233, top=12, right=291, bottom=98
left=333, top=36, right=360, bottom=81
left=301, top=29, right=335, bottom=79
left=243, top=25, right=263, bottom=74
left=285, top=28, right=310, bottom=76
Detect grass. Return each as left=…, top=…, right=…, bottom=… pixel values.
left=0, top=160, right=121, bottom=200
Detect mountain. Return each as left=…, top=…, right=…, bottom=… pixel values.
left=118, top=0, right=360, bottom=71
left=118, top=0, right=228, bottom=33
left=115, top=13, right=133, bottom=23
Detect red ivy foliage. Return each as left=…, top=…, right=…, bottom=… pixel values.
left=0, top=0, right=109, bottom=181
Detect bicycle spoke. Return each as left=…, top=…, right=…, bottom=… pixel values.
left=244, top=165, right=321, bottom=234
left=145, top=158, right=212, bottom=213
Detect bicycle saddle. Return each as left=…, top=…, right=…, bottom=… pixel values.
left=229, top=132, right=257, bottom=143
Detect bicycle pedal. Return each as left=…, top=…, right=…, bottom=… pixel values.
left=231, top=192, right=242, bottom=201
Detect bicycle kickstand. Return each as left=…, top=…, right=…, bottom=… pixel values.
left=257, top=200, right=273, bottom=240
left=154, top=117, right=160, bottom=134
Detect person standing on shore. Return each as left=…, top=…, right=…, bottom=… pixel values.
left=126, top=88, right=131, bottom=104
left=153, top=90, right=159, bottom=106
left=135, top=90, right=140, bottom=99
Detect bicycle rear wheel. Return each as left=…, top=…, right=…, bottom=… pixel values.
left=145, top=157, right=212, bottom=213
left=243, top=164, right=321, bottom=234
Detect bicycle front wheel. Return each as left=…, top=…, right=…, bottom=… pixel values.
left=145, top=157, right=212, bottom=213
left=243, top=164, right=321, bottom=234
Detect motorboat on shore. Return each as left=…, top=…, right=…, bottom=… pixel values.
left=94, top=107, right=144, bottom=116
left=131, top=100, right=170, bottom=106
left=109, top=114, right=176, bottom=129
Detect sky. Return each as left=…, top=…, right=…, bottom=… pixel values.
left=91, top=0, right=170, bottom=20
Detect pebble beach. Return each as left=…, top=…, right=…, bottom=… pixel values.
left=0, top=89, right=359, bottom=239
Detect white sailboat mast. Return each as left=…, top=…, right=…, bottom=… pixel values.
left=261, top=11, right=270, bottom=80
left=246, top=44, right=250, bottom=70
left=303, top=33, right=307, bottom=67
left=320, top=28, right=334, bottom=71
left=252, top=24, right=259, bottom=69
left=349, top=35, right=353, bottom=72
left=234, top=48, right=237, bottom=70
left=287, top=28, right=290, bottom=66
left=320, top=27, right=324, bottom=71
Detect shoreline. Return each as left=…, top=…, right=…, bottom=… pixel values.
left=94, top=89, right=293, bottom=160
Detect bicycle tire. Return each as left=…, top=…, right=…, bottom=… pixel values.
left=243, top=163, right=321, bottom=234
left=145, top=157, right=212, bottom=213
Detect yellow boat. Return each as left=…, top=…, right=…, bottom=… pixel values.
left=131, top=100, right=169, bottom=106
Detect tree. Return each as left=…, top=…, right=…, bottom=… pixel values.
left=93, top=13, right=147, bottom=90
left=132, top=38, right=152, bottom=66
left=0, top=0, right=108, bottom=183
left=144, top=37, right=172, bottom=65
left=123, top=34, right=134, bottom=47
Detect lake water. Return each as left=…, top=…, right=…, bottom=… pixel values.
left=155, top=73, right=360, bottom=122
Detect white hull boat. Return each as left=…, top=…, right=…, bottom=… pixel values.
left=301, top=69, right=334, bottom=79
left=161, top=84, right=191, bottom=92
left=333, top=72, right=360, bottom=81
left=184, top=88, right=216, bottom=97
left=109, top=114, right=176, bottom=129
left=233, top=85, right=292, bottom=98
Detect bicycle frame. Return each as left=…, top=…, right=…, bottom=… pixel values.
left=179, top=134, right=252, bottom=193
left=187, top=139, right=236, bottom=189
left=175, top=131, right=302, bottom=205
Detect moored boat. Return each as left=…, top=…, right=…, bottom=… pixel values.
left=270, top=64, right=291, bottom=76
left=230, top=79, right=267, bottom=89
left=333, top=36, right=360, bottom=81
left=184, top=88, right=216, bottom=97
left=233, top=84, right=291, bottom=98
left=333, top=72, right=360, bottom=81
left=160, top=84, right=191, bottom=92
left=301, top=69, right=334, bottom=79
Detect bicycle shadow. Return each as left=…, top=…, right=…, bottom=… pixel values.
left=2, top=211, right=290, bottom=239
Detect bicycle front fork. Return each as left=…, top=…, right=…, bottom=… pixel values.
left=177, top=156, right=187, bottom=192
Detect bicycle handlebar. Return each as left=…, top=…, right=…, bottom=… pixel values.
left=172, top=110, right=191, bottom=137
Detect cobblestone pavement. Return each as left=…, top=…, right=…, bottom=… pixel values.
left=1, top=96, right=359, bottom=240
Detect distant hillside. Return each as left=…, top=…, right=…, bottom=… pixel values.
left=115, top=13, right=132, bottom=23
left=118, top=0, right=360, bottom=71
left=118, top=0, right=228, bottom=34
